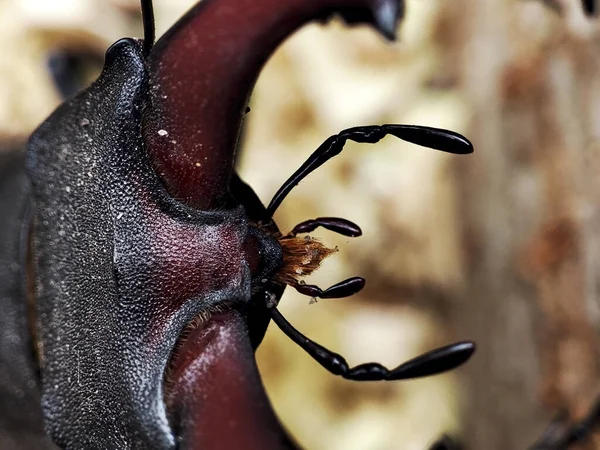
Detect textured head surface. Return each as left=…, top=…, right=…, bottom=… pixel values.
left=27, top=39, right=259, bottom=447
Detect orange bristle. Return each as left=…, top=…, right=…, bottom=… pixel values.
left=273, top=234, right=337, bottom=286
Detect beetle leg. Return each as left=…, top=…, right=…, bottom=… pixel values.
left=385, top=341, right=474, bottom=380
left=290, top=276, right=365, bottom=299
left=267, top=124, right=473, bottom=215
left=428, top=435, right=462, bottom=450
left=529, top=410, right=569, bottom=450
left=267, top=305, right=475, bottom=381
left=290, top=217, right=362, bottom=237
left=583, top=0, right=597, bottom=16
left=530, top=396, right=600, bottom=449
left=320, top=277, right=365, bottom=298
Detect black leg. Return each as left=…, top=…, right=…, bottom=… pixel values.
left=428, top=435, right=463, bottom=450
left=555, top=396, right=600, bottom=448
left=530, top=396, right=600, bottom=449
left=268, top=305, right=475, bottom=381
left=291, top=277, right=365, bottom=299
left=583, top=0, right=597, bottom=15
left=267, top=125, right=473, bottom=215
left=530, top=410, right=568, bottom=450
left=291, top=217, right=362, bottom=237
left=141, top=0, right=155, bottom=56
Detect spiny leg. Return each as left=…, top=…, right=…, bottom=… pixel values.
left=290, top=217, right=362, bottom=238
left=141, top=0, right=155, bottom=56
left=290, top=277, right=365, bottom=299
left=267, top=125, right=473, bottom=216
left=268, top=303, right=475, bottom=381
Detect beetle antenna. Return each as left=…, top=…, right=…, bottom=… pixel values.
left=266, top=302, right=475, bottom=381
left=266, top=124, right=473, bottom=216
left=141, top=0, right=156, bottom=57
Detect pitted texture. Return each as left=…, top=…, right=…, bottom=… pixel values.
left=26, top=39, right=251, bottom=449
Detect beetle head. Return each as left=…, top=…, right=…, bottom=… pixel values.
left=25, top=0, right=408, bottom=448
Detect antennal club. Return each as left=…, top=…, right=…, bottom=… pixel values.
left=290, top=217, right=362, bottom=237
left=291, top=276, right=365, bottom=299
left=267, top=302, right=475, bottom=381
left=267, top=124, right=473, bottom=216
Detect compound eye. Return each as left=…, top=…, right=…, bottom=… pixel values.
left=47, top=48, right=104, bottom=99
left=583, top=0, right=597, bottom=15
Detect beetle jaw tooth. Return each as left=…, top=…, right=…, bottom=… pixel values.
left=334, top=0, right=404, bottom=42
left=372, top=0, right=404, bottom=41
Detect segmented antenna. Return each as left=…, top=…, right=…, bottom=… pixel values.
left=266, top=125, right=473, bottom=216
left=263, top=124, right=475, bottom=380
left=141, top=0, right=156, bottom=56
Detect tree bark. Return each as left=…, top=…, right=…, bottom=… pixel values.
left=446, top=0, right=600, bottom=447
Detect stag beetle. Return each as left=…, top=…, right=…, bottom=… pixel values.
left=1, top=0, right=476, bottom=448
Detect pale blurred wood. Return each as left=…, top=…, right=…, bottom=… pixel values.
left=444, top=0, right=600, bottom=447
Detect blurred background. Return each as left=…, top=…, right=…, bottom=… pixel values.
left=1, top=0, right=600, bottom=448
